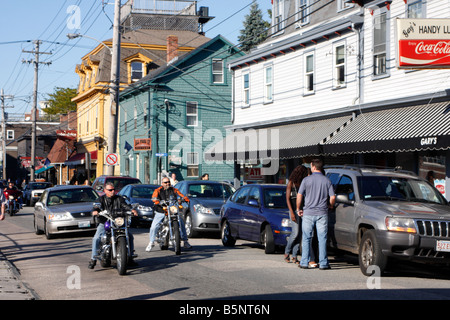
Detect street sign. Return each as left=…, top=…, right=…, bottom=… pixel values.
left=155, top=153, right=168, bottom=157
left=105, top=153, right=119, bottom=166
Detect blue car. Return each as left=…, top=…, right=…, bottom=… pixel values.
left=220, top=184, right=292, bottom=253
left=118, top=184, right=159, bottom=226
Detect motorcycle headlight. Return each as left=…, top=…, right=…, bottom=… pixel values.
left=114, top=217, right=125, bottom=227
left=385, top=217, right=417, bottom=233
left=194, top=204, right=214, bottom=215
left=8, top=195, right=14, bottom=200
left=169, top=206, right=178, bottom=214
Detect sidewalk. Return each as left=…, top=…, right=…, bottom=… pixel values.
left=0, top=252, right=39, bottom=300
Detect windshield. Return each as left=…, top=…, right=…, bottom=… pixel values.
left=131, top=186, right=157, bottom=198
left=31, top=183, right=51, bottom=189
left=358, top=176, right=447, bottom=205
left=106, top=178, right=141, bottom=190
left=188, top=183, right=235, bottom=198
left=263, top=188, right=288, bottom=209
left=47, top=188, right=99, bottom=206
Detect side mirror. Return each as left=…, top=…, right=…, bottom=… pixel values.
left=35, top=202, right=43, bottom=209
left=96, top=185, right=103, bottom=191
left=336, top=193, right=354, bottom=205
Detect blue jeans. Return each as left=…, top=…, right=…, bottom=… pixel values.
left=149, top=211, right=188, bottom=243
left=285, top=217, right=301, bottom=256
left=91, top=223, right=135, bottom=260
left=300, top=214, right=328, bottom=268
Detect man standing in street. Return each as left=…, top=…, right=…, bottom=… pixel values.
left=296, top=159, right=335, bottom=270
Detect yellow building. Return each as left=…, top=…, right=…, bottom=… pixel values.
left=72, top=29, right=210, bottom=179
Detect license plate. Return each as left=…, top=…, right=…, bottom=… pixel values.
left=78, top=221, right=91, bottom=228
left=436, top=240, right=450, bottom=252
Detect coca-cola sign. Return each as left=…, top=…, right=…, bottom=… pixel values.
left=397, top=19, right=450, bottom=68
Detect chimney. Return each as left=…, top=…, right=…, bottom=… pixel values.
left=167, top=35, right=178, bottom=64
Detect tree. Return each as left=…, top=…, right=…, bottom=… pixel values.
left=44, top=87, right=77, bottom=115
left=238, top=2, right=270, bottom=52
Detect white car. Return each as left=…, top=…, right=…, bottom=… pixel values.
left=23, top=182, right=52, bottom=206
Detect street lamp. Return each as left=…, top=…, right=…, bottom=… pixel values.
left=66, top=33, right=113, bottom=54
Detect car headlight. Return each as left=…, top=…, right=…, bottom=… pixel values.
left=281, top=218, right=290, bottom=228
left=138, top=205, right=152, bottom=211
left=194, top=204, right=214, bottom=215
left=48, top=212, right=71, bottom=221
left=385, top=217, right=417, bottom=233
left=114, top=217, right=124, bottom=227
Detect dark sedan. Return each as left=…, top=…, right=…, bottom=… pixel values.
left=175, top=180, right=235, bottom=237
left=219, top=184, right=291, bottom=253
left=118, top=184, right=159, bottom=226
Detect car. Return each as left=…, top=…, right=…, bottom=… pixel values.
left=91, top=175, right=141, bottom=196
left=325, top=165, right=450, bottom=276
left=219, top=184, right=291, bottom=253
left=175, top=180, right=235, bottom=237
left=23, top=182, right=53, bottom=206
left=118, top=183, right=159, bottom=226
left=33, top=185, right=99, bottom=239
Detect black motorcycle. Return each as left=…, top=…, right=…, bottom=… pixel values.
left=4, top=189, right=22, bottom=216
left=95, top=206, right=134, bottom=275
left=156, top=197, right=186, bottom=255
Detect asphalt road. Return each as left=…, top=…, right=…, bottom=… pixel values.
left=1, top=206, right=450, bottom=303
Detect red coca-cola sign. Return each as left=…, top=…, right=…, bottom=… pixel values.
left=397, top=19, right=450, bottom=68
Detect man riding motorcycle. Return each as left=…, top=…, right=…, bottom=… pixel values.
left=89, top=182, right=138, bottom=269
left=145, top=177, right=192, bottom=252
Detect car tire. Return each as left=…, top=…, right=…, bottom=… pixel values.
left=262, top=224, right=275, bottom=254
left=221, top=220, right=236, bottom=247
left=359, top=229, right=388, bottom=276
left=34, top=215, right=43, bottom=235
left=185, top=212, right=199, bottom=238
left=44, top=219, right=54, bottom=240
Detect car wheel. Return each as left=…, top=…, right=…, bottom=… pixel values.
left=221, top=220, right=236, bottom=247
left=359, top=229, right=388, bottom=276
left=262, top=224, right=275, bottom=254
left=34, top=215, right=43, bottom=235
left=185, top=212, right=199, bottom=238
left=44, top=219, right=54, bottom=240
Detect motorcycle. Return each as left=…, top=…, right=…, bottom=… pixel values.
left=4, top=188, right=22, bottom=216
left=156, top=197, right=186, bottom=255
left=94, top=205, right=135, bottom=275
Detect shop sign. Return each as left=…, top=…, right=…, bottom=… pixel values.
left=435, top=179, right=446, bottom=196
left=134, top=138, right=152, bottom=151
left=397, top=19, right=450, bottom=68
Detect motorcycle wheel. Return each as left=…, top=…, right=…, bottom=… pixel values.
left=172, top=220, right=181, bottom=255
left=116, top=237, right=128, bottom=276
left=8, top=204, right=13, bottom=216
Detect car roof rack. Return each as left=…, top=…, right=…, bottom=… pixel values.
left=324, top=164, right=418, bottom=177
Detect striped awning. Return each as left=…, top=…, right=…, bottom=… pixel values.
left=205, top=115, right=353, bottom=161
left=323, top=102, right=450, bottom=155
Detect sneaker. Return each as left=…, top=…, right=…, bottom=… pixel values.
left=183, top=241, right=192, bottom=249
left=88, top=259, right=96, bottom=269
left=145, top=242, right=154, bottom=252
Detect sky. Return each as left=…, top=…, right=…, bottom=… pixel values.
left=0, top=0, right=272, bottom=116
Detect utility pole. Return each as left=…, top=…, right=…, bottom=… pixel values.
left=22, top=40, right=51, bottom=181
left=0, top=89, right=14, bottom=181
left=105, top=0, right=121, bottom=175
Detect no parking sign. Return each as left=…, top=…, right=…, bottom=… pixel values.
left=105, top=153, right=118, bottom=166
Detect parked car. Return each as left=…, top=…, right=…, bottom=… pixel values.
left=326, top=165, right=450, bottom=276
left=23, top=182, right=53, bottom=206
left=33, top=185, right=99, bottom=239
left=91, top=175, right=141, bottom=196
left=118, top=184, right=159, bottom=226
left=220, top=184, right=291, bottom=253
left=175, top=180, right=235, bottom=237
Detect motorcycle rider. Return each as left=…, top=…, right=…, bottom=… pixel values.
left=145, top=177, right=191, bottom=252
left=4, top=181, right=23, bottom=209
left=89, top=182, right=138, bottom=269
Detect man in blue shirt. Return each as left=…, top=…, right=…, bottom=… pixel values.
left=296, top=159, right=335, bottom=270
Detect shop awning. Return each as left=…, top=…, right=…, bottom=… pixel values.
left=323, top=102, right=450, bottom=155
left=35, top=165, right=55, bottom=174
left=205, top=115, right=353, bottom=161
left=64, top=150, right=98, bottom=166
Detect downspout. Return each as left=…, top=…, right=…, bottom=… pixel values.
left=351, top=21, right=363, bottom=109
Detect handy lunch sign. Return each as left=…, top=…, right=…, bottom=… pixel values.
left=397, top=18, right=450, bottom=68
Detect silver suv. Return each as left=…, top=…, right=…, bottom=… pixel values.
left=326, top=166, right=450, bottom=276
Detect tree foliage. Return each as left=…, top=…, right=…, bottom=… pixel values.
left=44, top=87, right=77, bottom=115
left=238, top=2, right=270, bottom=52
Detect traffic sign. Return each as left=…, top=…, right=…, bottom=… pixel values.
left=155, top=153, right=168, bottom=157
left=105, top=153, right=119, bottom=166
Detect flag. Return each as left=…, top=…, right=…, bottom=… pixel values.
left=124, top=141, right=133, bottom=153
left=43, top=158, right=51, bottom=167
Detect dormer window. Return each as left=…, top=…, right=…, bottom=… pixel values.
left=131, top=61, right=143, bottom=82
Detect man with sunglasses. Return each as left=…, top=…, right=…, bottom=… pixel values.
left=145, top=177, right=191, bottom=252
left=89, top=182, right=138, bottom=269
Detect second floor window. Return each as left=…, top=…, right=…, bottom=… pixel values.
left=186, top=101, right=198, bottom=127
left=334, top=44, right=346, bottom=87
left=212, top=59, right=224, bottom=84
left=305, top=53, right=314, bottom=93
left=373, top=12, right=387, bottom=76
left=407, top=0, right=423, bottom=18
left=243, top=73, right=250, bottom=105
left=6, top=130, right=14, bottom=140
left=264, top=65, right=273, bottom=103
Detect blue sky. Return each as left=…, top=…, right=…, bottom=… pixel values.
left=0, top=0, right=271, bottom=115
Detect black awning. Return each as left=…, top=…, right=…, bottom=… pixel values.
left=323, top=102, right=450, bottom=155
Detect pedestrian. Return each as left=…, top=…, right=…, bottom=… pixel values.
left=201, top=173, right=209, bottom=180
left=169, top=172, right=179, bottom=185
left=0, top=190, right=5, bottom=221
left=284, top=165, right=310, bottom=264
left=296, top=159, right=335, bottom=270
